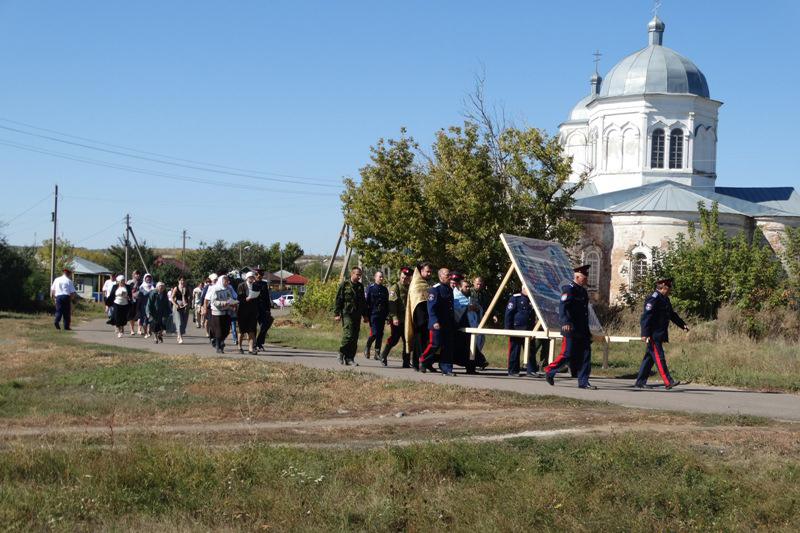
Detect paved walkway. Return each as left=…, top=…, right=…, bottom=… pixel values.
left=74, top=318, right=800, bottom=421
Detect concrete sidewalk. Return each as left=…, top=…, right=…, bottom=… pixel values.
left=73, top=318, right=800, bottom=421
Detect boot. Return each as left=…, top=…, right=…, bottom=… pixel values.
left=364, top=345, right=370, bottom=359
left=402, top=352, right=411, bottom=368
left=374, top=348, right=381, bottom=363
left=379, top=345, right=390, bottom=367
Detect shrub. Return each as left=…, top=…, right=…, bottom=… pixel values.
left=293, top=279, right=339, bottom=319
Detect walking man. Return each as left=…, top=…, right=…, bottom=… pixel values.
left=635, top=278, right=690, bottom=390
left=420, top=267, right=456, bottom=376
left=364, top=271, right=389, bottom=360
left=544, top=265, right=596, bottom=389
left=334, top=267, right=368, bottom=365
left=381, top=267, right=412, bottom=367
left=253, top=268, right=274, bottom=351
left=504, top=285, right=536, bottom=377
left=51, top=268, right=76, bottom=330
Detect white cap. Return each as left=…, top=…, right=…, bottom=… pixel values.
left=245, top=272, right=255, bottom=279
left=116, top=275, right=125, bottom=282
left=209, top=273, right=218, bottom=281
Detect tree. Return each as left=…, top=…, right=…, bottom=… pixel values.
left=106, top=237, right=158, bottom=276
left=0, top=240, right=36, bottom=310
left=342, top=122, right=586, bottom=290
left=264, top=242, right=305, bottom=272
left=37, top=237, right=75, bottom=274
left=187, top=240, right=237, bottom=281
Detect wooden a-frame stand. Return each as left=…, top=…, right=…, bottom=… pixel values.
left=463, top=264, right=640, bottom=369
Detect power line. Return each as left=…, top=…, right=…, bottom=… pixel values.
left=72, top=217, right=126, bottom=245
left=0, top=138, right=340, bottom=196
left=3, top=191, right=53, bottom=224
left=0, top=118, right=341, bottom=185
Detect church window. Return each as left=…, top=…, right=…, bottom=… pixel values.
left=669, top=129, right=684, bottom=169
left=632, top=253, right=648, bottom=282
left=584, top=251, right=600, bottom=290
left=650, top=129, right=665, bottom=168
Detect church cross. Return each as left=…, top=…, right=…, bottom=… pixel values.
left=593, top=50, right=602, bottom=73
left=652, top=0, right=662, bottom=16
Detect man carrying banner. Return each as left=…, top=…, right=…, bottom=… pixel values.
left=544, top=264, right=597, bottom=389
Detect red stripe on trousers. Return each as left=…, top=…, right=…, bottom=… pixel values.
left=544, top=337, right=568, bottom=373
left=651, top=340, right=670, bottom=385
left=507, top=339, right=511, bottom=362
left=420, top=330, right=435, bottom=362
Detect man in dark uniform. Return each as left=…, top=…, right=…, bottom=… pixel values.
left=380, top=267, right=412, bottom=367
left=635, top=278, right=691, bottom=390
left=504, top=285, right=536, bottom=377
left=252, top=268, right=274, bottom=351
left=420, top=267, right=456, bottom=376
left=364, top=271, right=390, bottom=360
left=334, top=267, right=368, bottom=365
left=544, top=264, right=596, bottom=389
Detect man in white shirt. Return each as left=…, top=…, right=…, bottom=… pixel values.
left=50, top=268, right=77, bottom=330
left=101, top=274, right=116, bottom=318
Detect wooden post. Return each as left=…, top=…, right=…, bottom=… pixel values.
left=477, top=264, right=515, bottom=329
left=469, top=334, right=477, bottom=361
left=603, top=337, right=610, bottom=369
left=523, top=337, right=530, bottom=367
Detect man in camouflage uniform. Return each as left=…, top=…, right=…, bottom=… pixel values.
left=380, top=267, right=412, bottom=367
left=334, top=267, right=368, bottom=365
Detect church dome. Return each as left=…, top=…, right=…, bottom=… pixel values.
left=565, top=94, right=592, bottom=123
left=599, top=17, right=710, bottom=99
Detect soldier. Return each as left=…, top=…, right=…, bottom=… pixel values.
left=364, top=271, right=390, bottom=360
left=544, top=264, right=596, bottom=390
left=470, top=276, right=498, bottom=351
left=420, top=267, right=456, bottom=376
left=50, top=268, right=76, bottom=330
left=380, top=267, right=412, bottom=367
left=504, top=285, right=536, bottom=377
left=334, top=267, right=368, bottom=365
left=635, top=278, right=691, bottom=390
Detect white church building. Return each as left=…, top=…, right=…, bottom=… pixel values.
left=560, top=15, right=800, bottom=304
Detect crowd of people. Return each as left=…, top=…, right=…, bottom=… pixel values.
left=334, top=262, right=690, bottom=390
left=51, top=259, right=690, bottom=391
left=100, top=268, right=274, bottom=354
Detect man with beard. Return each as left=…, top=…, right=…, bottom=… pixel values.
left=420, top=267, right=457, bottom=376
left=405, top=261, right=434, bottom=371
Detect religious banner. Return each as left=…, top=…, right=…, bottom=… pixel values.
left=500, top=233, right=604, bottom=336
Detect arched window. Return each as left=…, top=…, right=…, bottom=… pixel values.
left=632, top=253, right=649, bottom=282
left=650, top=129, right=665, bottom=168
left=585, top=250, right=600, bottom=290
left=669, top=128, right=684, bottom=169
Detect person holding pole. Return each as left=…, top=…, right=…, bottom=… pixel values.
left=51, top=268, right=76, bottom=330
left=504, top=284, right=536, bottom=377
left=635, top=278, right=690, bottom=390
left=544, top=264, right=596, bottom=390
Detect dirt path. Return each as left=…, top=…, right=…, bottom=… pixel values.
left=72, top=318, right=800, bottom=422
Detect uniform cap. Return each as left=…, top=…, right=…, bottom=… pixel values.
left=62, top=268, right=71, bottom=274
left=657, top=278, right=674, bottom=287
left=400, top=267, right=412, bottom=276
left=254, top=268, right=266, bottom=274
left=573, top=264, right=591, bottom=275
left=449, top=271, right=463, bottom=281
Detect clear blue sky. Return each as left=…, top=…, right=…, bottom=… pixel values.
left=1, top=0, right=797, bottom=255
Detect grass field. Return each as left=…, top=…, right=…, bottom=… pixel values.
left=2, top=310, right=799, bottom=532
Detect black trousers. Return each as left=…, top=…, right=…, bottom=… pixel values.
left=212, top=315, right=232, bottom=348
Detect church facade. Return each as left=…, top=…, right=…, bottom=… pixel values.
left=560, top=16, right=800, bottom=304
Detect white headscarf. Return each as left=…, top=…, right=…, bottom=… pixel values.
left=139, top=273, right=155, bottom=294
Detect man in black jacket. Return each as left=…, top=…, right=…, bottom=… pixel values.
left=635, top=278, right=691, bottom=390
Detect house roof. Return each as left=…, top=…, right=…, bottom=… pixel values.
left=573, top=181, right=800, bottom=218
left=71, top=256, right=112, bottom=276
left=283, top=274, right=308, bottom=285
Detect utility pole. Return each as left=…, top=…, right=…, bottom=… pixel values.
left=49, top=184, right=58, bottom=285
left=127, top=226, right=149, bottom=272
left=279, top=248, right=284, bottom=290
left=182, top=230, right=188, bottom=265
left=124, top=214, right=130, bottom=280
left=323, top=222, right=346, bottom=283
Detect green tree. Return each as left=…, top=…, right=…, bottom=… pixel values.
left=0, top=240, right=37, bottom=310
left=264, top=242, right=305, bottom=272
left=780, top=226, right=800, bottom=303
left=106, top=237, right=158, bottom=276
left=187, top=240, right=237, bottom=281
left=37, top=237, right=75, bottom=274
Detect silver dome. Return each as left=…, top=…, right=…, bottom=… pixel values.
left=565, top=94, right=593, bottom=123
left=599, top=17, right=710, bottom=99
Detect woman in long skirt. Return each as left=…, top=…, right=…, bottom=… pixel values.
left=171, top=275, right=191, bottom=344
left=106, top=275, right=132, bottom=338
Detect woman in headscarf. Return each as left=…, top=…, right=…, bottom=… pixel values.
left=236, top=271, right=259, bottom=354
left=146, top=281, right=171, bottom=343
left=170, top=275, right=191, bottom=344
left=105, top=275, right=133, bottom=338
left=137, top=273, right=155, bottom=338
left=210, top=275, right=238, bottom=354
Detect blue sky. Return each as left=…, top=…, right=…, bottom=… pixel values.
left=0, top=0, right=797, bottom=254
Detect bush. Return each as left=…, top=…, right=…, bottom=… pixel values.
left=292, top=279, right=339, bottom=319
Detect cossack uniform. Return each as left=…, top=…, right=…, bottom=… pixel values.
left=364, top=282, right=390, bottom=360
left=636, top=279, right=687, bottom=389
left=544, top=265, right=595, bottom=389
left=420, top=281, right=455, bottom=375
left=504, top=291, right=536, bottom=376
left=334, top=277, right=367, bottom=365
left=381, top=267, right=412, bottom=367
